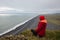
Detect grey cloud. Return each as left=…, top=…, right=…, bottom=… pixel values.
left=0, top=0, right=60, bottom=13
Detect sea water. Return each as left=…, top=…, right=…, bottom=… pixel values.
left=0, top=13, right=38, bottom=34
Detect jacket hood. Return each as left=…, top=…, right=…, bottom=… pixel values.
left=39, top=16, right=45, bottom=20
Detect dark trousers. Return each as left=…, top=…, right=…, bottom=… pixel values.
left=31, top=29, right=44, bottom=37
left=31, top=29, right=37, bottom=36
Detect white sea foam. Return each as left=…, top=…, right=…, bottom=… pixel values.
left=0, top=15, right=38, bottom=36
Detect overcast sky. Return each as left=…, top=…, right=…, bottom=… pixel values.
left=0, top=0, right=60, bottom=13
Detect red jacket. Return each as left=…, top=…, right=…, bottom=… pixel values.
left=36, top=16, right=47, bottom=36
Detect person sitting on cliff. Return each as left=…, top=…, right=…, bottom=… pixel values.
left=31, top=16, right=47, bottom=37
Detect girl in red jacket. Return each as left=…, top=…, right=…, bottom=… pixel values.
left=31, top=16, right=47, bottom=37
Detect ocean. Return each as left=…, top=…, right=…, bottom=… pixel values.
left=0, top=13, right=38, bottom=34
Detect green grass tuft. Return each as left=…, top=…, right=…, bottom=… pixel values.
left=0, top=30, right=60, bottom=40
left=20, top=30, right=60, bottom=40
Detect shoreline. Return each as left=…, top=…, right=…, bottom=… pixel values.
left=0, top=15, right=39, bottom=36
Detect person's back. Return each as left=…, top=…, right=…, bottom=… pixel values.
left=35, top=19, right=47, bottom=37
left=31, top=16, right=47, bottom=37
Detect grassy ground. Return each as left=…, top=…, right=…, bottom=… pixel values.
left=46, top=14, right=60, bottom=26
left=0, top=30, right=60, bottom=40
left=20, top=30, right=60, bottom=40
left=47, top=19, right=60, bottom=25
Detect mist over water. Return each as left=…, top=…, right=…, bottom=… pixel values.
left=0, top=13, right=38, bottom=34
